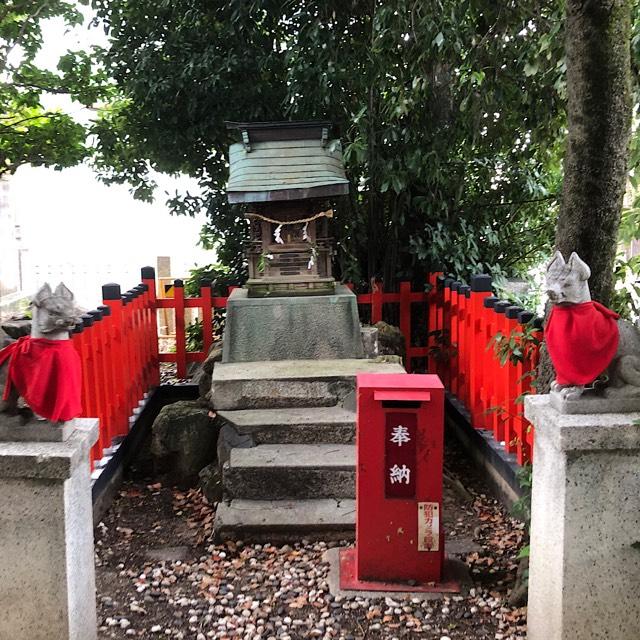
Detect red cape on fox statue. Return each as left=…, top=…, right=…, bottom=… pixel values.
left=545, top=301, right=620, bottom=387
left=0, top=336, right=82, bottom=422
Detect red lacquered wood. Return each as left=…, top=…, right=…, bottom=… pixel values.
left=102, top=289, right=128, bottom=437
left=399, top=282, right=411, bottom=372
left=201, top=284, right=213, bottom=359
left=174, top=281, right=187, bottom=379
left=142, top=270, right=160, bottom=387
left=371, top=281, right=383, bottom=324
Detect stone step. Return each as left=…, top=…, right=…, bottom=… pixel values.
left=211, top=358, right=405, bottom=411
left=223, top=444, right=355, bottom=500
left=217, top=406, right=356, bottom=445
left=214, top=498, right=356, bottom=543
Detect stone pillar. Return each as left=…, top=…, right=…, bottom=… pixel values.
left=524, top=395, right=640, bottom=640
left=0, top=418, right=99, bottom=640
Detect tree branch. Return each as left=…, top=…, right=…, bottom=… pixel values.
left=0, top=1, right=51, bottom=73
left=475, top=195, right=558, bottom=208
left=0, top=111, right=66, bottom=130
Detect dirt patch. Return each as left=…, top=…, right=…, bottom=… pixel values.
left=96, top=439, right=527, bottom=639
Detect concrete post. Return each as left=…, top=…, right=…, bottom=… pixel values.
left=0, top=418, right=99, bottom=640
left=524, top=396, right=640, bottom=640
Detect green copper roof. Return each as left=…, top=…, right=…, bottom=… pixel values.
left=226, top=139, right=349, bottom=203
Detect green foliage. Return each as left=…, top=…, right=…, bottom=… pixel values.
left=184, top=263, right=235, bottom=297
left=610, top=253, right=640, bottom=321
left=512, top=462, right=533, bottom=527
left=0, top=1, right=110, bottom=175
left=490, top=324, right=542, bottom=368
left=185, top=317, right=203, bottom=352
left=512, top=462, right=532, bottom=565
left=90, top=0, right=567, bottom=284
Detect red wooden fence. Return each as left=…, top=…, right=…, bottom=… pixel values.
left=74, top=267, right=541, bottom=467
left=426, top=275, right=543, bottom=464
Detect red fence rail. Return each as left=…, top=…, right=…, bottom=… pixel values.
left=72, top=267, right=541, bottom=467
left=155, top=278, right=230, bottom=378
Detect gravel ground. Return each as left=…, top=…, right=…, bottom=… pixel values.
left=96, top=443, right=527, bottom=640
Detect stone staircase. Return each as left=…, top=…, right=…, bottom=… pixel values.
left=212, top=359, right=404, bottom=541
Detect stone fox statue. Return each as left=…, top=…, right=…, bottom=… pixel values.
left=545, top=251, right=640, bottom=401
left=0, top=282, right=83, bottom=422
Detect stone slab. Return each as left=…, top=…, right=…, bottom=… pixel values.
left=211, top=358, right=405, bottom=411
left=0, top=415, right=75, bottom=442
left=218, top=406, right=355, bottom=444
left=322, top=548, right=471, bottom=600
left=0, top=418, right=99, bottom=479
left=224, top=443, right=355, bottom=500
left=214, top=498, right=356, bottom=543
left=525, top=395, right=640, bottom=640
left=549, top=389, right=640, bottom=414
left=144, top=546, right=191, bottom=562
left=222, top=285, right=365, bottom=362
left=0, top=421, right=98, bottom=640
left=525, top=394, right=640, bottom=451
left=230, top=443, right=354, bottom=467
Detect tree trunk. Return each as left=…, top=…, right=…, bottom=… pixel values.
left=555, top=0, right=632, bottom=306
left=538, top=0, right=632, bottom=393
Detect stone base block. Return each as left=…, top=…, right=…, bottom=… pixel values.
left=0, top=420, right=99, bottom=640
left=0, top=414, right=75, bottom=442
left=211, top=358, right=405, bottom=411
left=524, top=396, right=640, bottom=640
left=246, top=277, right=336, bottom=298
left=222, top=285, right=364, bottom=362
left=550, top=389, right=640, bottom=414
left=223, top=443, right=355, bottom=500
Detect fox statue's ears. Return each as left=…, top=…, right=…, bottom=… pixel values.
left=54, top=282, right=74, bottom=301
left=32, top=283, right=53, bottom=307
left=547, top=251, right=565, bottom=271
left=547, top=251, right=591, bottom=281
left=31, top=282, right=75, bottom=307
left=567, top=252, right=591, bottom=281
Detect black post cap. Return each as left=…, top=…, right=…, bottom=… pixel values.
left=141, top=266, right=155, bottom=279
left=81, top=313, right=94, bottom=327
left=452, top=281, right=463, bottom=293
left=494, top=300, right=511, bottom=314
left=436, top=275, right=446, bottom=289
left=518, top=310, right=535, bottom=325
left=460, top=285, right=471, bottom=298
left=121, top=294, right=131, bottom=305
left=88, top=309, right=103, bottom=321
left=72, top=322, right=84, bottom=334
left=505, top=305, right=524, bottom=319
left=140, top=283, right=149, bottom=292
left=483, top=296, right=499, bottom=309
left=532, top=316, right=544, bottom=330
left=102, top=283, right=121, bottom=300
left=470, top=274, right=492, bottom=293
left=129, top=288, right=140, bottom=299
left=443, top=277, right=454, bottom=288
left=98, top=305, right=111, bottom=317
left=174, top=279, right=184, bottom=288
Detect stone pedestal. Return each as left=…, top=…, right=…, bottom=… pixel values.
left=222, top=285, right=365, bottom=363
left=524, top=396, right=640, bottom=640
left=0, top=418, right=99, bottom=640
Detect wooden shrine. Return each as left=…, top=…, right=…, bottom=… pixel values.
left=226, top=121, right=349, bottom=297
